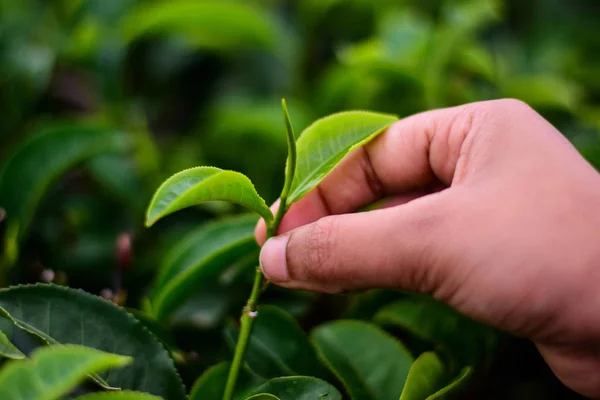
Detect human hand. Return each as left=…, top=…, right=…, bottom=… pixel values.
left=255, top=99, right=600, bottom=398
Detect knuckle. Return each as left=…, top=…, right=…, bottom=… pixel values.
left=300, top=216, right=338, bottom=281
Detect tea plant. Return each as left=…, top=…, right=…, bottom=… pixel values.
left=143, top=100, right=497, bottom=400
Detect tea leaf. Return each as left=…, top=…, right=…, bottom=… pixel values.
left=501, top=75, right=581, bottom=112
left=288, top=111, right=397, bottom=203
left=150, top=215, right=259, bottom=320
left=75, top=392, right=164, bottom=400
left=400, top=352, right=447, bottom=400
left=146, top=167, right=273, bottom=227
left=250, top=377, right=342, bottom=400
left=0, top=330, right=25, bottom=360
left=0, top=345, right=131, bottom=400
left=189, top=361, right=265, bottom=400
left=0, top=284, right=186, bottom=399
left=123, top=0, right=277, bottom=52
left=0, top=124, right=130, bottom=240
left=428, top=366, right=473, bottom=399
left=225, top=306, right=328, bottom=379
left=279, top=99, right=297, bottom=206
left=374, top=295, right=497, bottom=366
left=246, top=395, right=279, bottom=400
left=311, top=320, right=413, bottom=400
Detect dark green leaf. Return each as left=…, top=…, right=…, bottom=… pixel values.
left=0, top=124, right=130, bottom=240
left=311, top=320, right=413, bottom=400
left=189, top=361, right=265, bottom=400
left=288, top=111, right=398, bottom=203
left=246, top=395, right=279, bottom=400
left=374, top=295, right=497, bottom=367
left=0, top=284, right=186, bottom=399
left=250, top=376, right=342, bottom=400
left=226, top=306, right=328, bottom=379
left=87, top=153, right=147, bottom=211
left=146, top=167, right=273, bottom=227
left=0, top=330, right=25, bottom=359
left=0, top=345, right=131, bottom=400
left=123, top=0, right=277, bottom=52
left=150, top=215, right=259, bottom=320
left=76, top=392, right=163, bottom=400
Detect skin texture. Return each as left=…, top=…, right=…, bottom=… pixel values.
left=255, top=99, right=600, bottom=398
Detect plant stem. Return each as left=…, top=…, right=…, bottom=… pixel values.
left=222, top=210, right=287, bottom=400
left=222, top=266, right=263, bottom=400
left=223, top=99, right=297, bottom=400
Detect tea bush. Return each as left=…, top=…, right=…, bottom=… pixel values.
left=0, top=0, right=598, bottom=399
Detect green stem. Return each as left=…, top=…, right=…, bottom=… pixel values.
left=222, top=207, right=287, bottom=400
left=222, top=266, right=263, bottom=400
left=222, top=99, right=297, bottom=400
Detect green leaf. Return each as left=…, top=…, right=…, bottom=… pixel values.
left=150, top=215, right=259, bottom=320
left=428, top=366, right=473, bottom=400
left=288, top=111, right=398, bottom=203
left=146, top=167, right=273, bottom=227
left=374, top=295, right=497, bottom=367
left=250, top=377, right=342, bottom=400
left=0, top=124, right=130, bottom=240
left=87, top=153, right=147, bottom=211
left=279, top=99, right=297, bottom=206
left=76, top=392, right=163, bottom=400
left=123, top=0, right=277, bottom=52
left=311, top=320, right=413, bottom=400
left=0, top=345, right=131, bottom=400
left=225, top=306, right=328, bottom=379
left=0, top=330, right=25, bottom=359
left=501, top=75, right=582, bottom=111
left=189, top=361, right=265, bottom=400
left=400, top=352, right=447, bottom=400
left=0, top=284, right=186, bottom=399
left=246, top=395, right=279, bottom=400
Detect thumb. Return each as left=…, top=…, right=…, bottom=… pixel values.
left=259, top=194, right=453, bottom=293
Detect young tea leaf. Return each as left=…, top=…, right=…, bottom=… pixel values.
left=0, top=284, right=186, bottom=399
left=311, top=320, right=413, bottom=400
left=427, top=366, right=473, bottom=399
left=0, top=124, right=130, bottom=240
left=249, top=377, right=342, bottom=400
left=288, top=111, right=398, bottom=203
left=279, top=99, right=297, bottom=205
left=400, top=352, right=447, bottom=400
left=0, top=345, right=131, bottom=400
left=150, top=215, right=259, bottom=320
left=400, top=352, right=473, bottom=400
left=146, top=167, right=273, bottom=227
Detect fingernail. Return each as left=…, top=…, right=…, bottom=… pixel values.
left=260, top=236, right=289, bottom=282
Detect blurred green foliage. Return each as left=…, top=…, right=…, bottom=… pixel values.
left=0, top=0, right=598, bottom=398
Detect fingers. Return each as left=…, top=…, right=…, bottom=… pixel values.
left=256, top=99, right=505, bottom=243
left=259, top=193, right=453, bottom=293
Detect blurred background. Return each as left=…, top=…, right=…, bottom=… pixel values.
left=0, top=0, right=599, bottom=398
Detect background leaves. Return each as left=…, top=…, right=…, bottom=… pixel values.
left=0, top=284, right=186, bottom=399
left=0, top=0, right=597, bottom=399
